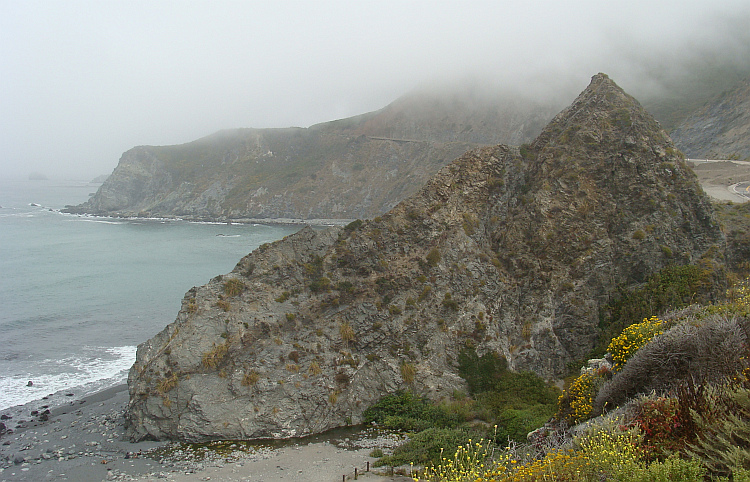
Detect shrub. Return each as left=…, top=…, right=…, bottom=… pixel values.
left=493, top=405, right=556, bottom=443
left=335, top=280, right=354, bottom=293
left=595, top=316, right=749, bottom=414
left=417, top=285, right=432, bottom=302
left=363, top=391, right=459, bottom=429
left=417, top=436, right=494, bottom=480
left=630, top=396, right=687, bottom=461
left=441, top=292, right=458, bottom=311
left=401, top=362, right=416, bottom=384
left=458, top=348, right=507, bottom=395
left=425, top=248, right=441, bottom=267
left=344, top=219, right=363, bottom=233
left=339, top=321, right=355, bottom=345
left=619, top=455, right=707, bottom=482
left=599, top=263, right=722, bottom=350
left=334, top=370, right=350, bottom=384
left=156, top=373, right=179, bottom=394
left=686, top=382, right=750, bottom=478
left=376, top=427, right=475, bottom=468
left=309, top=277, right=331, bottom=293
left=242, top=370, right=259, bottom=386
left=462, top=213, right=479, bottom=236
left=519, top=143, right=534, bottom=159
left=308, top=361, right=322, bottom=376
left=558, top=371, right=601, bottom=423
left=632, top=229, right=646, bottom=240
left=223, top=278, right=245, bottom=297
left=275, top=291, right=290, bottom=303
left=607, top=315, right=665, bottom=370
left=201, top=342, right=228, bottom=369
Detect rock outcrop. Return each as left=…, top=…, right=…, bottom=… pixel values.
left=671, top=76, right=750, bottom=160
left=65, top=89, right=558, bottom=221
left=125, top=74, right=723, bottom=442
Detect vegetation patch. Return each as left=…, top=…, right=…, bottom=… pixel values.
left=201, top=342, right=229, bottom=369
left=223, top=278, right=245, bottom=297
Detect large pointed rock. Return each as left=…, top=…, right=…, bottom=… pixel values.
left=125, top=73, right=722, bottom=442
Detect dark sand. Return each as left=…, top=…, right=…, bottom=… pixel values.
left=0, top=386, right=411, bottom=481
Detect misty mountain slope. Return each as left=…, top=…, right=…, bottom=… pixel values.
left=66, top=90, right=560, bottom=221
left=671, top=76, right=750, bottom=160
left=125, top=73, right=723, bottom=442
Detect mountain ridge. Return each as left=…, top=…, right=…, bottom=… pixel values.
left=65, top=89, right=560, bottom=221
left=671, top=76, right=750, bottom=160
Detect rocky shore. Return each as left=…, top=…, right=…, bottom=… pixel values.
left=0, top=386, right=411, bottom=481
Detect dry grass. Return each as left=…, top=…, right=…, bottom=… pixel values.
left=201, top=342, right=229, bottom=369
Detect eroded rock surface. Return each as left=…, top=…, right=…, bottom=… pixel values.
left=126, top=74, right=723, bottom=442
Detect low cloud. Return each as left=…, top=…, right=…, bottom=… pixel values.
left=1, top=0, right=749, bottom=180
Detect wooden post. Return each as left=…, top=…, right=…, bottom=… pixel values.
left=355, top=467, right=358, bottom=479
left=367, top=461, right=370, bottom=472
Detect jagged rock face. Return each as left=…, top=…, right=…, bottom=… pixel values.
left=65, top=92, right=558, bottom=221
left=125, top=74, right=723, bottom=442
left=671, top=76, right=750, bottom=160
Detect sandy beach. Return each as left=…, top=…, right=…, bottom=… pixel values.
left=0, top=386, right=412, bottom=482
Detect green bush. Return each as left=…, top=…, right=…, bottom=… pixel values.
left=457, top=348, right=508, bottom=395
left=362, top=391, right=459, bottom=430
left=374, top=427, right=477, bottom=468
left=493, top=405, right=556, bottom=443
left=344, top=219, right=363, bottom=233
left=614, top=455, right=706, bottom=482
left=425, top=247, right=441, bottom=267
left=309, top=276, right=331, bottom=293
left=458, top=348, right=558, bottom=441
left=599, top=263, right=722, bottom=352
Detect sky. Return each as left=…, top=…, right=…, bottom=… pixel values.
left=2, top=1, right=750, bottom=180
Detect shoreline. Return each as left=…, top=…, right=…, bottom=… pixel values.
left=59, top=210, right=357, bottom=227
left=0, top=384, right=411, bottom=482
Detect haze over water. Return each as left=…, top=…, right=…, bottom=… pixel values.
left=0, top=179, right=299, bottom=410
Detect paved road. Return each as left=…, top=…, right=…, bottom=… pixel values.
left=731, top=182, right=750, bottom=200
left=688, top=158, right=750, bottom=166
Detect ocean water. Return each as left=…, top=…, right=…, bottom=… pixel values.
left=0, top=179, right=300, bottom=411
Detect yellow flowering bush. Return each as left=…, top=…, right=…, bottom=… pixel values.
left=556, top=369, right=609, bottom=424
left=607, top=315, right=664, bottom=370
left=702, top=279, right=750, bottom=317
left=567, top=372, right=595, bottom=423
left=417, top=421, right=641, bottom=481
left=413, top=419, right=714, bottom=482
left=417, top=438, right=492, bottom=482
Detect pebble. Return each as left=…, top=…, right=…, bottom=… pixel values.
left=1, top=395, right=409, bottom=482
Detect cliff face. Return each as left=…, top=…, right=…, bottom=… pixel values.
left=125, top=74, right=723, bottom=442
left=66, top=91, right=558, bottom=221
left=671, top=76, right=750, bottom=160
